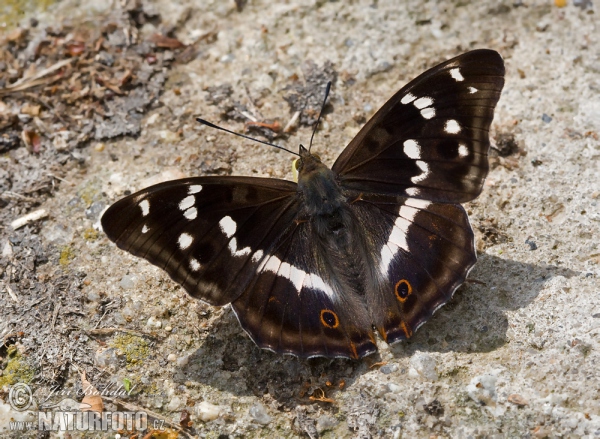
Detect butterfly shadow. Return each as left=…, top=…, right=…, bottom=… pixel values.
left=173, top=253, right=577, bottom=406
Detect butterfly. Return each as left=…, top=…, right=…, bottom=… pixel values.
left=101, top=49, right=505, bottom=359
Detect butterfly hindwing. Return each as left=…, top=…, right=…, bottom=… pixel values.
left=232, top=220, right=377, bottom=359
left=347, top=193, right=476, bottom=344
left=333, top=49, right=505, bottom=203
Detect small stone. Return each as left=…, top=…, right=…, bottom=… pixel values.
left=249, top=402, right=272, bottom=425
left=159, top=130, right=179, bottom=142
left=167, top=353, right=177, bottom=362
left=1, top=241, right=13, bottom=258
left=466, top=370, right=500, bottom=406
left=316, top=415, right=338, bottom=433
left=541, top=113, right=552, bottom=123
left=165, top=326, right=173, bottom=332
left=409, top=352, right=438, bottom=381
left=387, top=383, right=402, bottom=393
left=85, top=201, right=106, bottom=220
left=147, top=316, right=162, bottom=328
left=119, top=275, right=135, bottom=289
left=167, top=396, right=183, bottom=411
left=380, top=364, right=398, bottom=374
left=113, top=312, right=126, bottom=325
left=95, top=348, right=121, bottom=369
left=507, top=394, right=528, bottom=406
left=196, top=401, right=221, bottom=422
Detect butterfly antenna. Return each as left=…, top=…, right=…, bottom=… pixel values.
left=196, top=118, right=300, bottom=157
left=308, top=81, right=332, bottom=153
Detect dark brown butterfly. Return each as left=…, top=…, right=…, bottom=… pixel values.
left=101, top=49, right=505, bottom=359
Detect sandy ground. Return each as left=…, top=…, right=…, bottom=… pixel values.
left=1, top=0, right=599, bottom=438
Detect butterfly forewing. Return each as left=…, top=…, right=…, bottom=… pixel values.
left=101, top=177, right=299, bottom=305
left=333, top=49, right=505, bottom=203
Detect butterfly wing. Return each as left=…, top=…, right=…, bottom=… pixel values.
left=101, top=177, right=376, bottom=358
left=231, top=219, right=377, bottom=359
left=333, top=49, right=505, bottom=203
left=101, top=177, right=299, bottom=306
left=347, top=193, right=476, bottom=344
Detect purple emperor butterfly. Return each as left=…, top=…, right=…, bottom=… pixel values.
left=102, top=50, right=505, bottom=359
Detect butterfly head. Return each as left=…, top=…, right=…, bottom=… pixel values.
left=295, top=144, right=323, bottom=172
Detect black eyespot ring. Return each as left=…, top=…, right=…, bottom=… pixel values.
left=394, top=279, right=413, bottom=302
left=320, top=309, right=339, bottom=328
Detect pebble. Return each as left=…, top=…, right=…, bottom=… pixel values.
left=85, top=201, right=106, bottom=220
left=147, top=316, right=162, bottom=328
left=249, top=402, right=272, bottom=425
left=95, top=347, right=120, bottom=369
left=119, top=275, right=135, bottom=290
left=196, top=401, right=221, bottom=422
left=316, top=415, right=338, bottom=433
left=167, top=353, right=177, bottom=362
left=167, top=396, right=183, bottom=411
left=409, top=352, right=438, bottom=381
left=380, top=364, right=398, bottom=374
left=466, top=370, right=500, bottom=406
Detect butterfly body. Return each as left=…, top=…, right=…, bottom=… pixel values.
left=102, top=49, right=505, bottom=359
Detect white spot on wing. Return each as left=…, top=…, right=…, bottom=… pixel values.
left=179, top=195, right=195, bottom=211
left=401, top=93, right=417, bottom=105
left=406, top=187, right=420, bottom=196
left=184, top=207, right=197, bottom=220
left=445, top=119, right=461, bottom=134
left=379, top=198, right=431, bottom=275
left=413, top=97, right=433, bottom=109
left=403, top=140, right=421, bottom=159
left=190, top=258, right=201, bottom=271
left=252, top=250, right=264, bottom=262
left=188, top=185, right=203, bottom=194
left=405, top=198, right=431, bottom=209
left=141, top=225, right=149, bottom=234
left=139, top=200, right=150, bottom=217
left=468, top=86, right=478, bottom=94
left=411, top=160, right=429, bottom=184
left=458, top=143, right=469, bottom=158
left=178, top=233, right=193, bottom=250
left=229, top=238, right=251, bottom=257
left=258, top=254, right=333, bottom=298
left=420, top=107, right=435, bottom=119
left=450, top=68, right=464, bottom=82
left=219, top=216, right=236, bottom=238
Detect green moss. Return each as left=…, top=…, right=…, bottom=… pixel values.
left=0, top=345, right=36, bottom=387
left=83, top=228, right=99, bottom=241
left=109, top=334, right=149, bottom=365
left=0, top=0, right=56, bottom=30
left=59, top=245, right=74, bottom=266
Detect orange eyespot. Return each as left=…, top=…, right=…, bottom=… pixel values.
left=394, top=279, right=413, bottom=303
left=320, top=309, right=339, bottom=329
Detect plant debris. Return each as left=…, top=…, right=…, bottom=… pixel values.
left=283, top=59, right=338, bottom=126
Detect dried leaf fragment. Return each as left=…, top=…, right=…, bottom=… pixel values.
left=80, top=370, right=104, bottom=414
